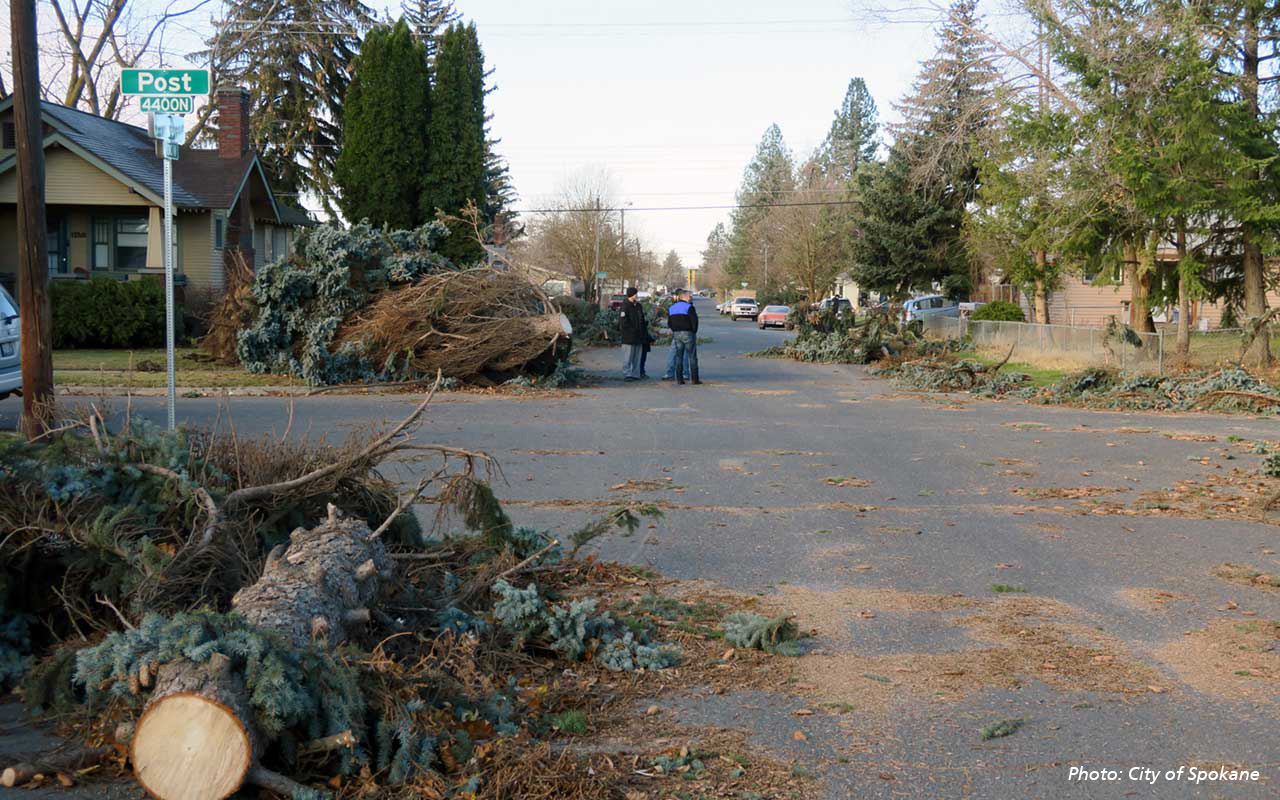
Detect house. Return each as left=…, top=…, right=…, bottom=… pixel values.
left=1018, top=253, right=1280, bottom=329
left=0, top=86, right=312, bottom=298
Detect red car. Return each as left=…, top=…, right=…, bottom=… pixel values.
left=757, top=305, right=792, bottom=329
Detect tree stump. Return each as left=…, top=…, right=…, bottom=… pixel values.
left=129, top=507, right=392, bottom=800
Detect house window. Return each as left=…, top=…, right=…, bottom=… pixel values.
left=214, top=215, right=225, bottom=249
left=115, top=217, right=149, bottom=269
left=92, top=218, right=111, bottom=269
left=272, top=227, right=288, bottom=261
left=2, top=122, right=14, bottom=150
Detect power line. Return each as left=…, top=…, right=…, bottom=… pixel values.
left=515, top=199, right=858, bottom=214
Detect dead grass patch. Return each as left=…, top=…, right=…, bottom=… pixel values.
left=1212, top=563, right=1280, bottom=592
left=1013, top=486, right=1130, bottom=499
left=1156, top=620, right=1279, bottom=704
left=1116, top=588, right=1185, bottom=610
left=781, top=591, right=1159, bottom=712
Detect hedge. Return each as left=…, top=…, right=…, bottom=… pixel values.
left=51, top=277, right=174, bottom=349
left=970, top=300, right=1026, bottom=323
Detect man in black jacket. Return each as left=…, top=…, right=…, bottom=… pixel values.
left=666, top=289, right=700, bottom=385
left=618, top=287, right=646, bottom=381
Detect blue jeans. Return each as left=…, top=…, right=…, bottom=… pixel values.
left=671, top=332, right=698, bottom=380
left=622, top=344, right=644, bottom=379
left=663, top=337, right=693, bottom=379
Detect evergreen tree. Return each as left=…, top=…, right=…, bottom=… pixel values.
left=893, top=0, right=997, bottom=201
left=335, top=20, right=431, bottom=229
left=422, top=22, right=488, bottom=264
left=725, top=124, right=796, bottom=288
left=203, top=0, right=376, bottom=216
left=402, top=0, right=459, bottom=64
left=817, top=78, right=879, bottom=181
left=887, top=0, right=998, bottom=295
left=849, top=145, right=964, bottom=297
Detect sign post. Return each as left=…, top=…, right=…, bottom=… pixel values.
left=122, top=68, right=207, bottom=430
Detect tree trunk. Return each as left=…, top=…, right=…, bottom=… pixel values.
left=1175, top=221, right=1191, bottom=359
left=1240, top=9, right=1272, bottom=369
left=1127, top=238, right=1156, bottom=334
left=10, top=0, right=54, bottom=438
left=1033, top=250, right=1050, bottom=325
left=129, top=508, right=392, bottom=800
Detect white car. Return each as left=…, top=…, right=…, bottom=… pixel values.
left=729, top=297, right=759, bottom=321
left=0, top=286, right=20, bottom=401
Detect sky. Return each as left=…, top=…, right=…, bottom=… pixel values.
left=458, top=0, right=941, bottom=266
left=6, top=0, right=956, bottom=267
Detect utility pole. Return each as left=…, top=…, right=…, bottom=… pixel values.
left=11, top=0, right=53, bottom=438
left=593, top=199, right=602, bottom=307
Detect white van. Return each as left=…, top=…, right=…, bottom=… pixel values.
left=0, top=286, right=20, bottom=401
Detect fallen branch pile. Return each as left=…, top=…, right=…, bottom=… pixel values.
left=0, top=398, right=809, bottom=798
left=224, top=221, right=569, bottom=386
left=749, top=306, right=965, bottom=365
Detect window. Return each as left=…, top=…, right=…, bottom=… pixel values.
left=272, top=227, right=288, bottom=261
left=92, top=218, right=111, bottom=269
left=2, top=122, right=14, bottom=150
left=214, top=215, right=225, bottom=249
left=115, top=217, right=148, bottom=270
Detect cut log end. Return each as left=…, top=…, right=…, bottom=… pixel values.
left=132, top=692, right=252, bottom=800
left=1, top=764, right=37, bottom=788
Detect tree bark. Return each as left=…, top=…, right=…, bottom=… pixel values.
left=1239, top=8, right=1273, bottom=369
left=10, top=0, right=54, bottom=438
left=1033, top=250, right=1050, bottom=325
left=1126, top=238, right=1156, bottom=334
left=129, top=508, right=393, bottom=800
left=1175, top=220, right=1191, bottom=359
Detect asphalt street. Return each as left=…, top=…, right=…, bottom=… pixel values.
left=3, top=297, right=1277, bottom=800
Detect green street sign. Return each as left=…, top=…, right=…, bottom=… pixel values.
left=122, top=69, right=209, bottom=96
left=140, top=96, right=193, bottom=114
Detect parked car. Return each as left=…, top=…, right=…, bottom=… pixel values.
left=608, top=294, right=627, bottom=311
left=817, top=297, right=854, bottom=316
left=729, top=297, right=759, bottom=321
left=0, top=286, right=20, bottom=401
left=756, top=305, right=791, bottom=329
left=902, top=294, right=960, bottom=322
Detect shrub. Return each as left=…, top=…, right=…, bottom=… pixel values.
left=970, top=300, right=1025, bottom=323
left=51, top=277, right=174, bottom=348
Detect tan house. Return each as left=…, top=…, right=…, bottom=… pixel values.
left=0, top=87, right=311, bottom=297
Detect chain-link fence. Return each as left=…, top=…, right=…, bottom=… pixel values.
left=920, top=316, right=1276, bottom=374
left=921, top=316, right=1166, bottom=372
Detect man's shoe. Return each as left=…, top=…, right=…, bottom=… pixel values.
left=624, top=376, right=638, bottom=382
left=676, top=376, right=685, bottom=385
left=692, top=379, right=702, bottom=385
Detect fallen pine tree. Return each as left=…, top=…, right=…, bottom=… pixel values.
left=749, top=305, right=965, bottom=365
left=2, top=395, right=810, bottom=798
left=207, top=221, right=571, bottom=387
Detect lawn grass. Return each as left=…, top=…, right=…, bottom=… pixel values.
left=53, top=348, right=296, bottom=388
left=952, top=350, right=1067, bottom=387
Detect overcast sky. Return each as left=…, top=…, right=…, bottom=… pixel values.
left=7, top=0, right=957, bottom=267
left=460, top=0, right=941, bottom=266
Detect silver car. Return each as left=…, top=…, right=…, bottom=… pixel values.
left=0, top=286, right=19, bottom=400
left=902, top=294, right=960, bottom=322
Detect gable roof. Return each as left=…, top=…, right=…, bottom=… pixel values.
left=0, top=97, right=305, bottom=223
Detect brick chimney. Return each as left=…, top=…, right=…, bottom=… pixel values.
left=216, top=86, right=251, bottom=159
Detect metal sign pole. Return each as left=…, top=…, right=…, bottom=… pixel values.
left=163, top=155, right=176, bottom=431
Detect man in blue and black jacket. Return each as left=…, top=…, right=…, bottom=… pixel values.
left=666, top=290, right=701, bottom=385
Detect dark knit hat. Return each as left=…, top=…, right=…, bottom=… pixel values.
left=625, top=287, right=638, bottom=297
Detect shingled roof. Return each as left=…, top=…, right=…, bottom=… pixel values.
left=1, top=98, right=311, bottom=224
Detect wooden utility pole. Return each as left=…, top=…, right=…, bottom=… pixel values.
left=10, top=0, right=54, bottom=437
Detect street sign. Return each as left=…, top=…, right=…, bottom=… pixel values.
left=121, top=68, right=209, bottom=96
left=596, top=271, right=608, bottom=278
left=140, top=95, right=193, bottom=114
